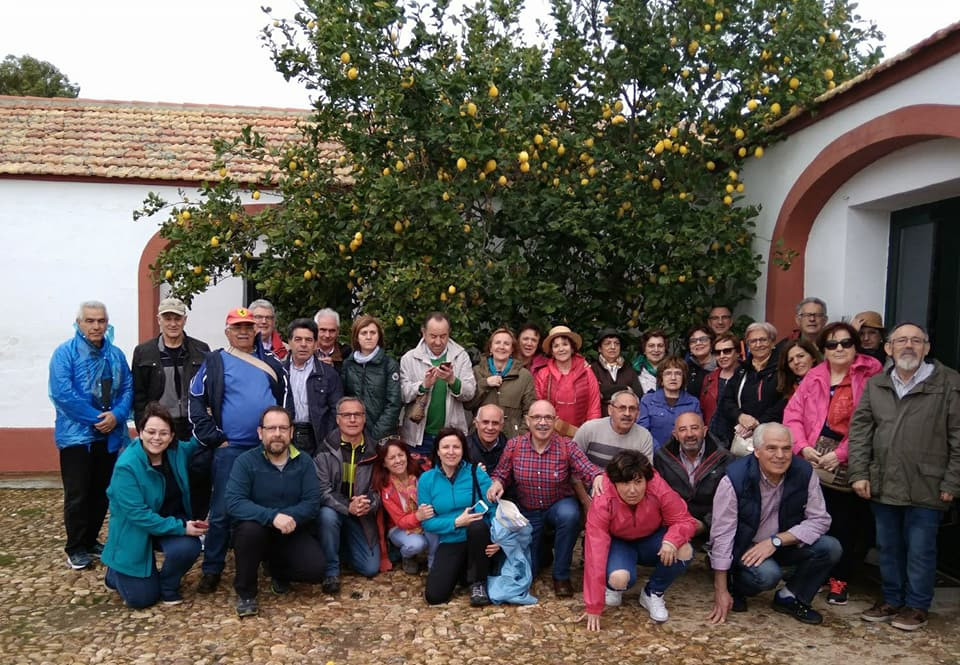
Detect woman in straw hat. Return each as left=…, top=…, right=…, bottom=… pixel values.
left=534, top=325, right=601, bottom=436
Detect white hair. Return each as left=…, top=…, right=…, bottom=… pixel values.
left=247, top=299, right=275, bottom=314
left=314, top=308, right=341, bottom=327
left=76, top=300, right=108, bottom=321
left=753, top=422, right=792, bottom=449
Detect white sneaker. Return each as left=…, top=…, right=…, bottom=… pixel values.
left=639, top=588, right=669, bottom=622
left=604, top=588, right=623, bottom=607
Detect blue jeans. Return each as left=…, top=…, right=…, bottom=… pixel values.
left=410, top=433, right=435, bottom=458
left=731, top=535, right=841, bottom=604
left=524, top=496, right=580, bottom=581
left=318, top=506, right=380, bottom=578
left=202, top=444, right=251, bottom=575
left=606, top=527, right=691, bottom=594
left=389, top=527, right=439, bottom=568
left=105, top=535, right=202, bottom=608
left=872, top=502, right=942, bottom=610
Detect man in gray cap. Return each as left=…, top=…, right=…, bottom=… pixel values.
left=131, top=298, right=211, bottom=516
left=131, top=298, right=211, bottom=441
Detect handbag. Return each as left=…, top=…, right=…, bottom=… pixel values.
left=729, top=374, right=754, bottom=457
left=408, top=391, right=429, bottom=423
left=813, top=434, right=852, bottom=491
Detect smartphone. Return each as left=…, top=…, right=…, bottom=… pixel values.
left=439, top=361, right=453, bottom=371
left=471, top=499, right=489, bottom=515
left=193, top=520, right=209, bottom=529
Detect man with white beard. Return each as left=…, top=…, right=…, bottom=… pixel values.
left=848, top=322, right=960, bottom=632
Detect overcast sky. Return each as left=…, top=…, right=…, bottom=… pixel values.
left=3, top=1, right=958, bottom=109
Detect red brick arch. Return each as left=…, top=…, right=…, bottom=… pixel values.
left=765, top=104, right=960, bottom=335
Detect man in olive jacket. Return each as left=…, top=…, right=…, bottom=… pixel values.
left=848, top=322, right=960, bottom=632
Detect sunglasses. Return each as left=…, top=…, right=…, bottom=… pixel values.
left=824, top=338, right=855, bottom=350
left=715, top=347, right=736, bottom=355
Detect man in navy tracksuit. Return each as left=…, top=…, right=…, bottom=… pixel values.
left=189, top=307, right=287, bottom=594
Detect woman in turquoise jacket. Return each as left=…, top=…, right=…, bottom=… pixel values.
left=418, top=427, right=496, bottom=606
left=102, top=403, right=208, bottom=607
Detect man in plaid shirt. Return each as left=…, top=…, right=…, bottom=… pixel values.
left=488, top=400, right=604, bottom=597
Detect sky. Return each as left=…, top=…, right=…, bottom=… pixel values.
left=3, top=1, right=959, bottom=109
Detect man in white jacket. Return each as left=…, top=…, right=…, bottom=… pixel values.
left=399, top=312, right=476, bottom=455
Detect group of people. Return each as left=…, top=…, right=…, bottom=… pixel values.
left=47, top=296, right=958, bottom=633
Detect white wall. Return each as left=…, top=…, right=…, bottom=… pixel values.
left=0, top=179, right=250, bottom=428
left=804, top=138, right=960, bottom=321
left=739, top=51, right=960, bottom=322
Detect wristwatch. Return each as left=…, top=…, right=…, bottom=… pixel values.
left=770, top=535, right=783, bottom=549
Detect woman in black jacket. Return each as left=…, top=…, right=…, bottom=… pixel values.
left=341, top=315, right=403, bottom=442
left=713, top=322, right=785, bottom=448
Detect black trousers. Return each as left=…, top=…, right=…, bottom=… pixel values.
left=60, top=441, right=116, bottom=555
left=823, top=485, right=873, bottom=581
left=232, top=520, right=326, bottom=598
left=424, top=521, right=491, bottom=605
left=171, top=419, right=212, bottom=520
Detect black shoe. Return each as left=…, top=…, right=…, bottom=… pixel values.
left=88, top=542, right=105, bottom=558
left=271, top=578, right=291, bottom=595
left=732, top=594, right=748, bottom=613
left=321, top=576, right=341, bottom=595
left=196, top=572, right=221, bottom=594
left=771, top=593, right=823, bottom=625
left=235, top=596, right=258, bottom=617
left=470, top=582, right=491, bottom=607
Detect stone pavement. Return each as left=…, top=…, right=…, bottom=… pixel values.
left=1, top=488, right=958, bottom=665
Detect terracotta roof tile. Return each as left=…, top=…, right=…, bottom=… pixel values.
left=0, top=96, right=345, bottom=184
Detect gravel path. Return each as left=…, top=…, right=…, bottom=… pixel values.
left=1, top=489, right=957, bottom=665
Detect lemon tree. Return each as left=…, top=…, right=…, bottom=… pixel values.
left=136, top=0, right=880, bottom=354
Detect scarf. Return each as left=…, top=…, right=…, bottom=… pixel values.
left=636, top=355, right=657, bottom=376
left=599, top=356, right=624, bottom=381
left=352, top=346, right=381, bottom=365
left=488, top=356, right=514, bottom=377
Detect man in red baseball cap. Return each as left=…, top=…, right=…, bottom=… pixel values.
left=188, top=306, right=288, bottom=594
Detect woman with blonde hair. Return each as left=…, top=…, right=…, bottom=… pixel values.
left=466, top=327, right=537, bottom=438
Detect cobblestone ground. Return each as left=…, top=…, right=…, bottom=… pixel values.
left=1, top=489, right=958, bottom=665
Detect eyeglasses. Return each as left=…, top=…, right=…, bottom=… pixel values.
left=715, top=347, right=736, bottom=355
left=610, top=404, right=639, bottom=413
left=262, top=425, right=290, bottom=433
left=889, top=336, right=927, bottom=347
left=337, top=412, right=365, bottom=419
left=798, top=312, right=825, bottom=320
left=689, top=336, right=711, bottom=345
left=746, top=337, right=771, bottom=346
left=823, top=338, right=855, bottom=350
left=253, top=314, right=275, bottom=321
left=528, top=415, right=556, bottom=422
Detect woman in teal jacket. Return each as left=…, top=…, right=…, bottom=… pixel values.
left=418, top=427, right=496, bottom=606
left=102, top=403, right=209, bottom=607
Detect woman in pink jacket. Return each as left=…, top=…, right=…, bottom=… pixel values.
left=534, top=325, right=601, bottom=436
left=784, top=321, right=881, bottom=606
left=583, top=450, right=697, bottom=630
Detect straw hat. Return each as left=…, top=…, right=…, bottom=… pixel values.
left=541, top=325, right=583, bottom=353
left=851, top=311, right=884, bottom=331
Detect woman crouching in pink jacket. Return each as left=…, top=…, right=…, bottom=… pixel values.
left=583, top=450, right=698, bottom=631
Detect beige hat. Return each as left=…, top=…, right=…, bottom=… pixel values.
left=541, top=325, right=583, bottom=353
left=157, top=297, right=187, bottom=316
left=851, top=311, right=883, bottom=331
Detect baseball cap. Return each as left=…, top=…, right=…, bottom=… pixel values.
left=157, top=297, right=187, bottom=316
left=225, top=307, right=255, bottom=325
